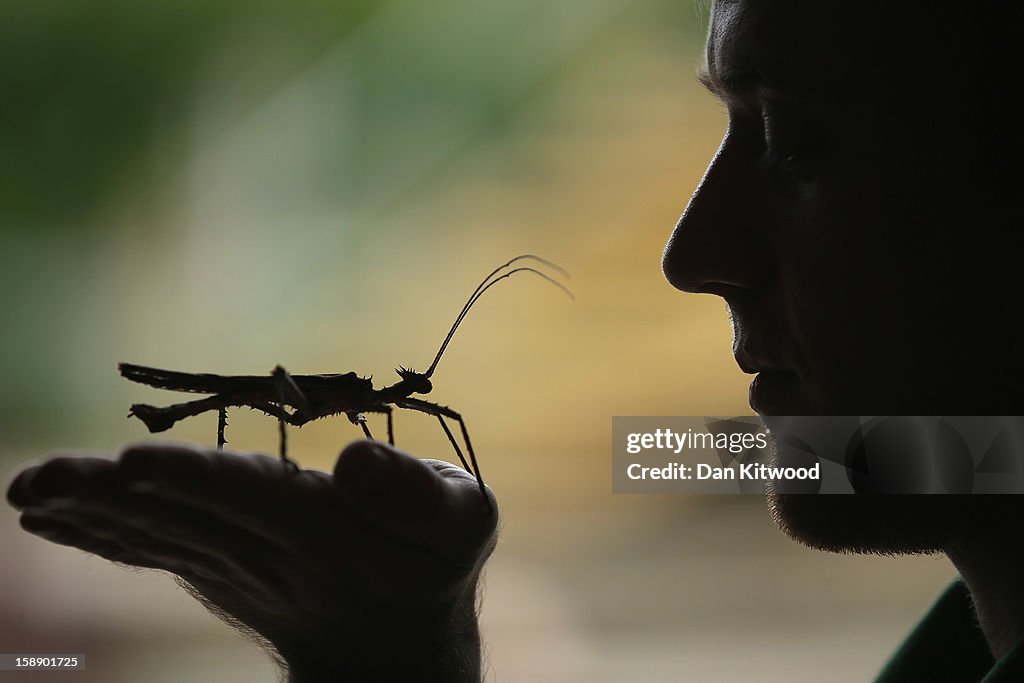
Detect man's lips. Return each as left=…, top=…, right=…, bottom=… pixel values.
left=748, top=370, right=804, bottom=416
left=734, top=352, right=810, bottom=414
left=734, top=350, right=787, bottom=375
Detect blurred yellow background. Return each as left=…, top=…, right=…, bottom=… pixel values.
left=0, top=1, right=955, bottom=680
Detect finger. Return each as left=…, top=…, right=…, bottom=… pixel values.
left=19, top=513, right=215, bottom=583
left=9, top=449, right=296, bottom=552
left=35, top=491, right=292, bottom=588
left=117, top=442, right=336, bottom=544
left=71, top=467, right=294, bottom=553
left=7, top=456, right=117, bottom=511
left=426, top=458, right=499, bottom=552
left=6, top=464, right=39, bottom=510
left=20, top=508, right=284, bottom=593
left=99, top=492, right=290, bottom=552
left=333, top=441, right=498, bottom=568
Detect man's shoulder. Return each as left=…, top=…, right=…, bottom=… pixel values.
left=874, top=580, right=1024, bottom=683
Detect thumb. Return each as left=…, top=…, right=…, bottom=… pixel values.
left=333, top=440, right=497, bottom=565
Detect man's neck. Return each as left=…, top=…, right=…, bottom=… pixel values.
left=948, top=535, right=1024, bottom=660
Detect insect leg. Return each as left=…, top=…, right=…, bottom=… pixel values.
left=395, top=398, right=491, bottom=512
left=434, top=416, right=472, bottom=473
left=346, top=412, right=375, bottom=441
left=217, top=408, right=228, bottom=450
left=249, top=400, right=304, bottom=468
left=129, top=394, right=239, bottom=433
left=271, top=365, right=312, bottom=412
left=270, top=367, right=303, bottom=472
left=128, top=392, right=304, bottom=462
left=276, top=405, right=297, bottom=470
left=350, top=407, right=394, bottom=445
left=248, top=400, right=304, bottom=425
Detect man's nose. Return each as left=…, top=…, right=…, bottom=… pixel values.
left=662, top=131, right=768, bottom=297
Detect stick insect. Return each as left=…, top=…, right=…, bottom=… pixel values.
left=119, top=255, right=572, bottom=510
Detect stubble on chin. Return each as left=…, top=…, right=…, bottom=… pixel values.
left=764, top=493, right=968, bottom=557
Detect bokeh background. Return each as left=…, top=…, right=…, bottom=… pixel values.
left=1, top=1, right=957, bottom=680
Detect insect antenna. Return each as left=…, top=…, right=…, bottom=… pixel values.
left=424, top=255, right=573, bottom=378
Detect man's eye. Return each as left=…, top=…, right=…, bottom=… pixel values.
left=727, top=116, right=822, bottom=180
left=757, top=131, right=822, bottom=180
left=757, top=145, right=810, bottom=175
left=758, top=113, right=822, bottom=180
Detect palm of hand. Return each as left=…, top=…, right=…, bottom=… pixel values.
left=6, top=441, right=497, bottom=665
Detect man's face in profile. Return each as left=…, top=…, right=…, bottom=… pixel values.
left=662, top=0, right=1020, bottom=552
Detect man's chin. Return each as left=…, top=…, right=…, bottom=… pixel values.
left=765, top=494, right=967, bottom=556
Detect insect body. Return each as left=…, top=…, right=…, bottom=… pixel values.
left=119, top=255, right=572, bottom=508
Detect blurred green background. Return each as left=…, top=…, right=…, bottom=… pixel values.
left=0, top=1, right=955, bottom=680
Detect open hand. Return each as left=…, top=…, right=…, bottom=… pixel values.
left=6, top=441, right=498, bottom=681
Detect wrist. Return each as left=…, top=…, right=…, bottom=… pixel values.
left=282, top=599, right=482, bottom=683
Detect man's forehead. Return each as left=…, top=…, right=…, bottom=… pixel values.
left=704, top=0, right=932, bottom=102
